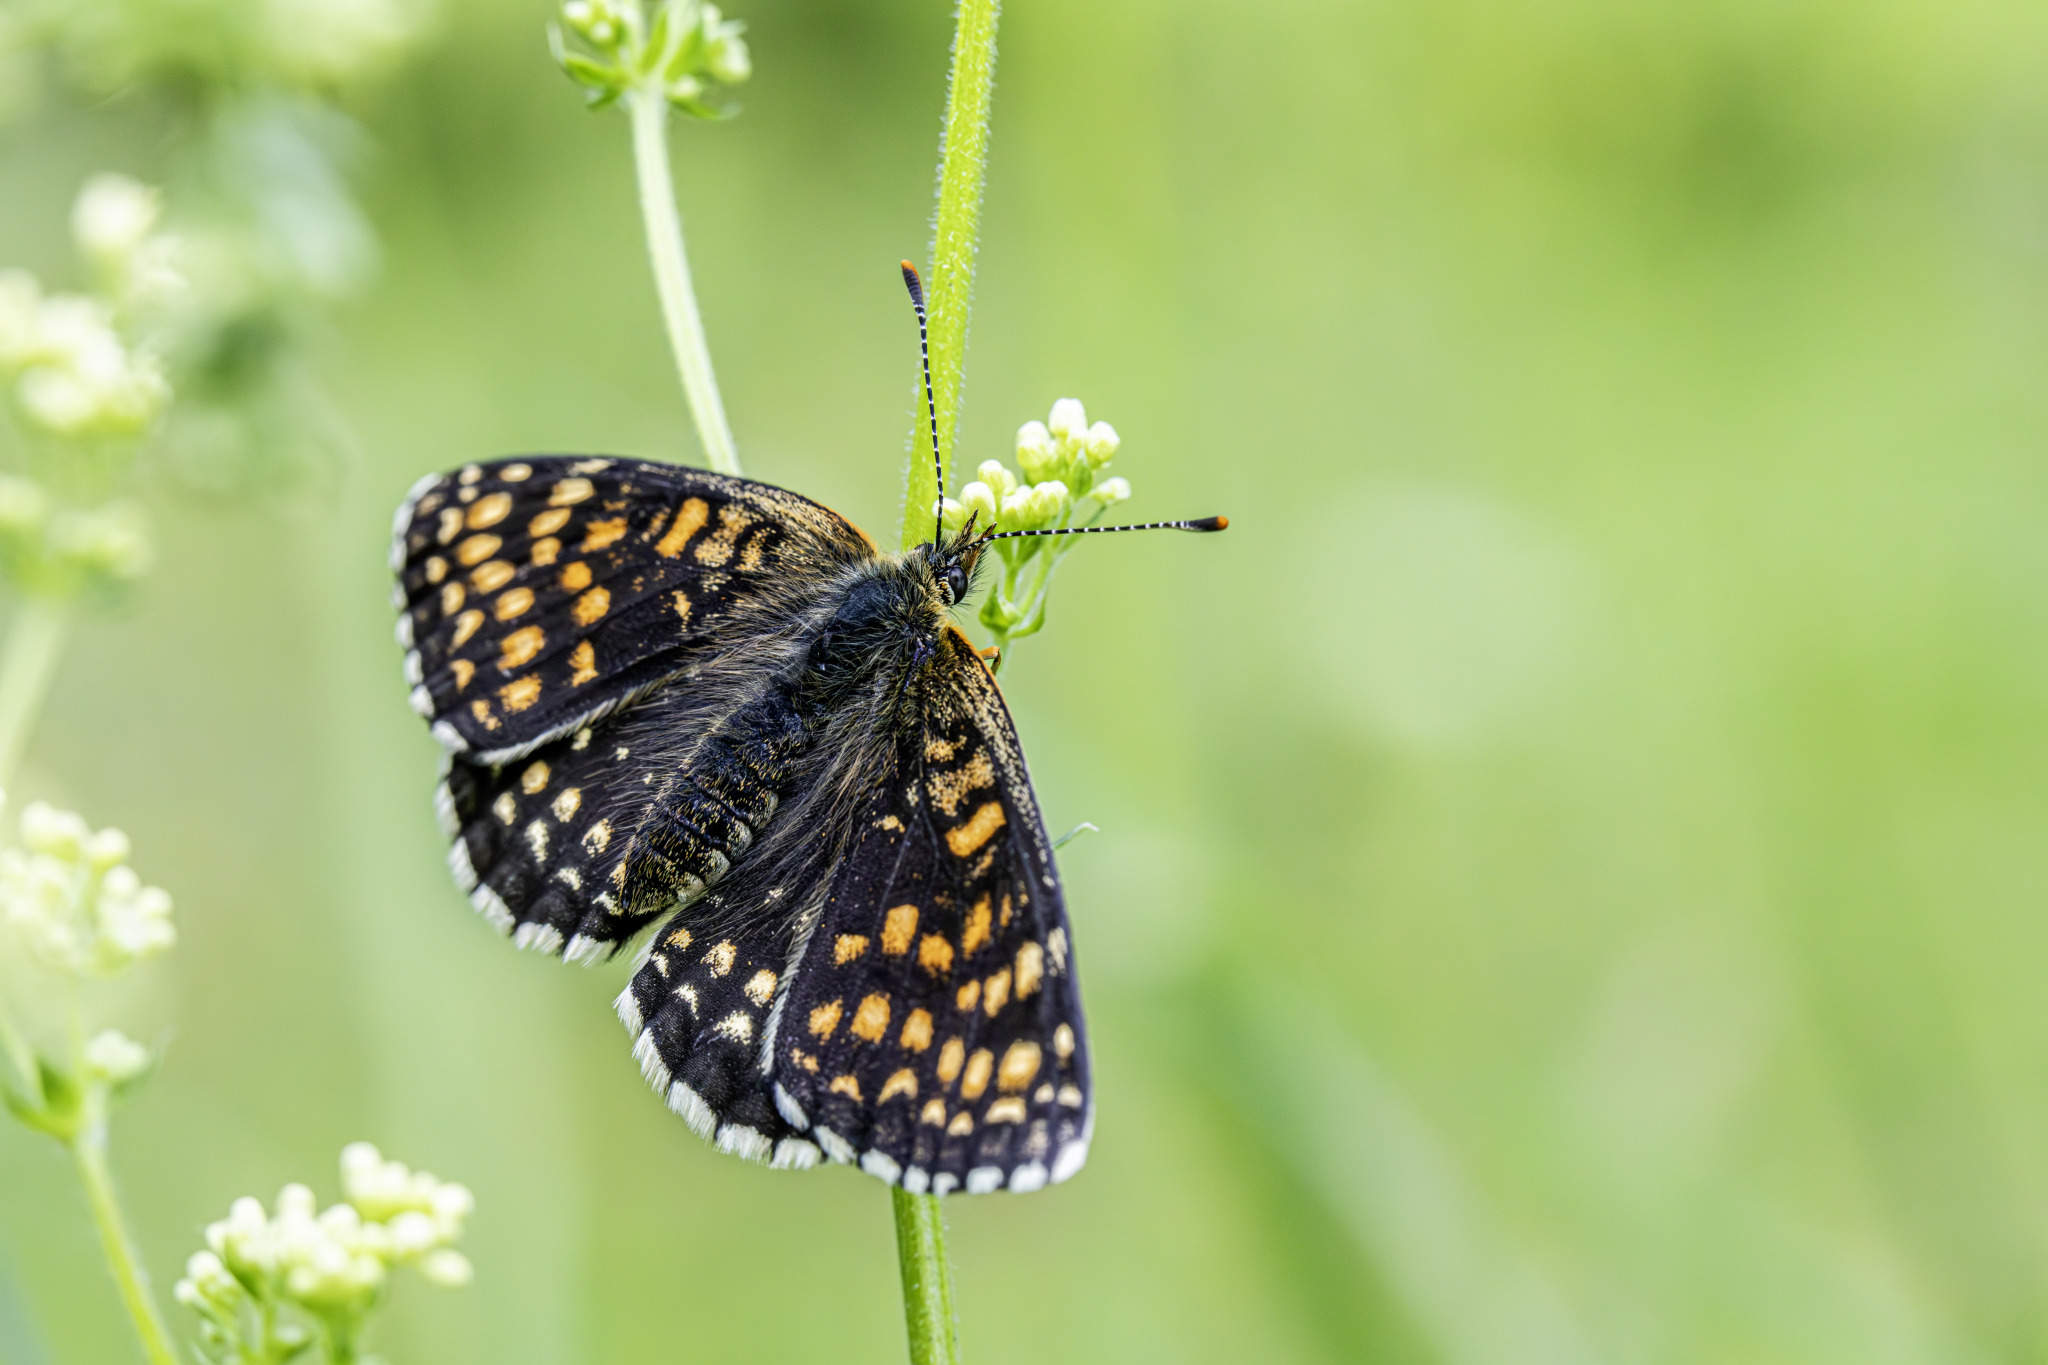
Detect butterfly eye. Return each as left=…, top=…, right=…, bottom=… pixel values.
left=943, top=565, right=968, bottom=606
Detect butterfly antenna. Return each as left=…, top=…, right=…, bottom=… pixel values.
left=988, top=516, right=1230, bottom=540
left=901, top=261, right=943, bottom=548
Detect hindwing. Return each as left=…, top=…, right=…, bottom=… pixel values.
left=619, top=626, right=1092, bottom=1194
left=392, top=456, right=871, bottom=762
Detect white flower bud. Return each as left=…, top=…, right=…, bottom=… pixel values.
left=429, top=1181, right=475, bottom=1227
left=1091, top=476, right=1131, bottom=507
left=1047, top=398, right=1088, bottom=444
left=83, top=1029, right=150, bottom=1084
left=388, top=1209, right=438, bottom=1257
left=1084, top=421, right=1120, bottom=466
left=706, top=29, right=750, bottom=84
left=937, top=496, right=966, bottom=536
left=278, top=1184, right=318, bottom=1221
left=958, top=481, right=999, bottom=529
left=72, top=175, right=162, bottom=265
left=420, top=1248, right=474, bottom=1287
left=174, top=1248, right=242, bottom=1310
left=976, top=459, right=1018, bottom=498
left=1015, top=421, right=1057, bottom=483
left=1000, top=487, right=1035, bottom=527
left=1027, top=481, right=1071, bottom=523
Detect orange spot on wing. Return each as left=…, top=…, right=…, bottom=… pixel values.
left=569, top=640, right=596, bottom=685
left=656, top=498, right=710, bottom=557
left=881, top=904, right=918, bottom=955
left=946, top=802, right=1006, bottom=858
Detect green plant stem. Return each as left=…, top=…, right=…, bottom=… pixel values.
left=902, top=0, right=1002, bottom=550
left=886, top=5, right=1000, bottom=1356
left=0, top=598, right=68, bottom=791
left=68, top=1101, right=178, bottom=1365
left=891, top=1185, right=960, bottom=1365
left=629, top=85, right=741, bottom=476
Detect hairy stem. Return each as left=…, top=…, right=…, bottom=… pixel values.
left=630, top=86, right=741, bottom=476
left=892, top=1185, right=961, bottom=1365
left=887, top=5, right=1000, bottom=1354
left=0, top=598, right=68, bottom=791
left=69, top=1104, right=178, bottom=1365
left=901, top=0, right=1002, bottom=549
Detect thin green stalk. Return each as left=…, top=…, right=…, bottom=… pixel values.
left=68, top=1105, right=179, bottom=1365
left=630, top=85, right=741, bottom=476
left=889, top=1, right=1000, bottom=1358
left=0, top=598, right=68, bottom=790
left=902, top=0, right=1002, bottom=550
left=892, top=1186, right=960, bottom=1365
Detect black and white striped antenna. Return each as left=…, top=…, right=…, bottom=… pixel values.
left=900, top=262, right=943, bottom=549
left=988, top=516, right=1227, bottom=539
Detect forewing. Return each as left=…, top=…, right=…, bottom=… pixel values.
left=393, top=456, right=870, bottom=762
left=770, top=629, right=1091, bottom=1195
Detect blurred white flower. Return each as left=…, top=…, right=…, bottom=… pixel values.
left=1091, top=475, right=1131, bottom=507
left=0, top=801, right=174, bottom=977
left=71, top=175, right=161, bottom=265
left=1083, top=419, right=1120, bottom=467
left=1046, top=397, right=1088, bottom=443
left=82, top=1028, right=151, bottom=1084
left=12, top=293, right=168, bottom=438
left=1015, top=419, right=1057, bottom=483
left=172, top=1249, right=243, bottom=1312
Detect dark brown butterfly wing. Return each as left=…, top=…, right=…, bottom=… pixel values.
left=393, top=456, right=871, bottom=763
left=619, top=625, right=1093, bottom=1193
left=396, top=457, right=874, bottom=960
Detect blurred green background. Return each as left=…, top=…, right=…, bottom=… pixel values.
left=6, top=0, right=2048, bottom=1360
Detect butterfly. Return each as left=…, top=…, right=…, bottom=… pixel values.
left=388, top=265, right=1223, bottom=1195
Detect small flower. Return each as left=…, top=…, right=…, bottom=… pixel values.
left=173, top=1249, right=244, bottom=1313
left=698, top=4, right=750, bottom=84
left=1083, top=420, right=1120, bottom=467
left=82, top=1029, right=151, bottom=1084
left=1090, top=475, right=1131, bottom=507
left=71, top=175, right=161, bottom=266
left=1015, top=420, right=1057, bottom=484
left=182, top=1144, right=477, bottom=1357
left=0, top=802, right=174, bottom=977
left=958, top=480, right=999, bottom=529
left=1026, top=480, right=1071, bottom=523
left=976, top=459, right=1019, bottom=499
left=420, top=1248, right=475, bottom=1286
left=1046, top=397, right=1088, bottom=444
left=11, top=293, right=169, bottom=438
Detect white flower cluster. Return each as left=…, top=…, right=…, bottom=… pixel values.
left=934, top=398, right=1140, bottom=648
left=176, top=1144, right=473, bottom=1352
left=556, top=0, right=751, bottom=115
left=942, top=396, right=1127, bottom=540
left=0, top=175, right=178, bottom=441
left=0, top=802, right=174, bottom=979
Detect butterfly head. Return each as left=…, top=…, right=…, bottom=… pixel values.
left=922, top=517, right=994, bottom=609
